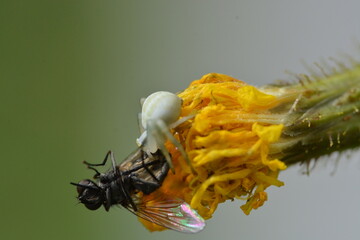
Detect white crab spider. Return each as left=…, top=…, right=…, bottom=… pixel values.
left=136, top=91, right=192, bottom=171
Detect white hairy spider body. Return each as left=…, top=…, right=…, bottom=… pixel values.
left=141, top=91, right=182, bottom=132
left=136, top=91, right=192, bottom=171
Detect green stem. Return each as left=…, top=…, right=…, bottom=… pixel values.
left=267, top=64, right=360, bottom=166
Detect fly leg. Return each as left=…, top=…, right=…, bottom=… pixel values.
left=83, top=150, right=112, bottom=166
left=109, top=151, right=118, bottom=173
left=141, top=154, right=161, bottom=184
left=83, top=151, right=114, bottom=178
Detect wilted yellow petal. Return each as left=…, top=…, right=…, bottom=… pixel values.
left=237, top=86, right=278, bottom=111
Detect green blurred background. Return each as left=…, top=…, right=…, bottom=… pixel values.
left=2, top=1, right=360, bottom=240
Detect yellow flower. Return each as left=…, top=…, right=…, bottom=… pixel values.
left=136, top=61, right=360, bottom=232
left=139, top=73, right=287, bottom=230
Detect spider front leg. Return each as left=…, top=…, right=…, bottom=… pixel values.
left=137, top=113, right=145, bottom=134
left=146, top=119, right=194, bottom=173
left=146, top=119, right=175, bottom=171
left=155, top=119, right=195, bottom=173
left=136, top=123, right=173, bottom=171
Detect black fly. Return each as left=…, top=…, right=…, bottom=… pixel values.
left=71, top=148, right=205, bottom=233
left=71, top=149, right=168, bottom=211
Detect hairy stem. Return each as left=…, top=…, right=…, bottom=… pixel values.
left=266, top=64, right=360, bottom=165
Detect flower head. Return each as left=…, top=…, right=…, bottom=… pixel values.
left=139, top=73, right=287, bottom=230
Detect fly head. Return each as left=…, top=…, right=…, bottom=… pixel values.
left=73, top=179, right=105, bottom=210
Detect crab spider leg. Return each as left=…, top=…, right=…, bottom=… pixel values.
left=168, top=114, right=195, bottom=129
left=136, top=128, right=175, bottom=172
left=147, top=120, right=175, bottom=172
left=137, top=113, right=145, bottom=134
left=138, top=98, right=147, bottom=134
left=137, top=114, right=193, bottom=147
left=136, top=131, right=147, bottom=146
left=156, top=119, right=195, bottom=173
left=156, top=141, right=175, bottom=172
left=140, top=97, right=146, bottom=107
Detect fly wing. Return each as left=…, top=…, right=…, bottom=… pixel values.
left=119, top=149, right=169, bottom=192
left=118, top=148, right=143, bottom=171
left=131, top=153, right=169, bottom=186
left=128, top=193, right=205, bottom=233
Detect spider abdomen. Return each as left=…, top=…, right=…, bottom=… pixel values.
left=141, top=91, right=182, bottom=129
